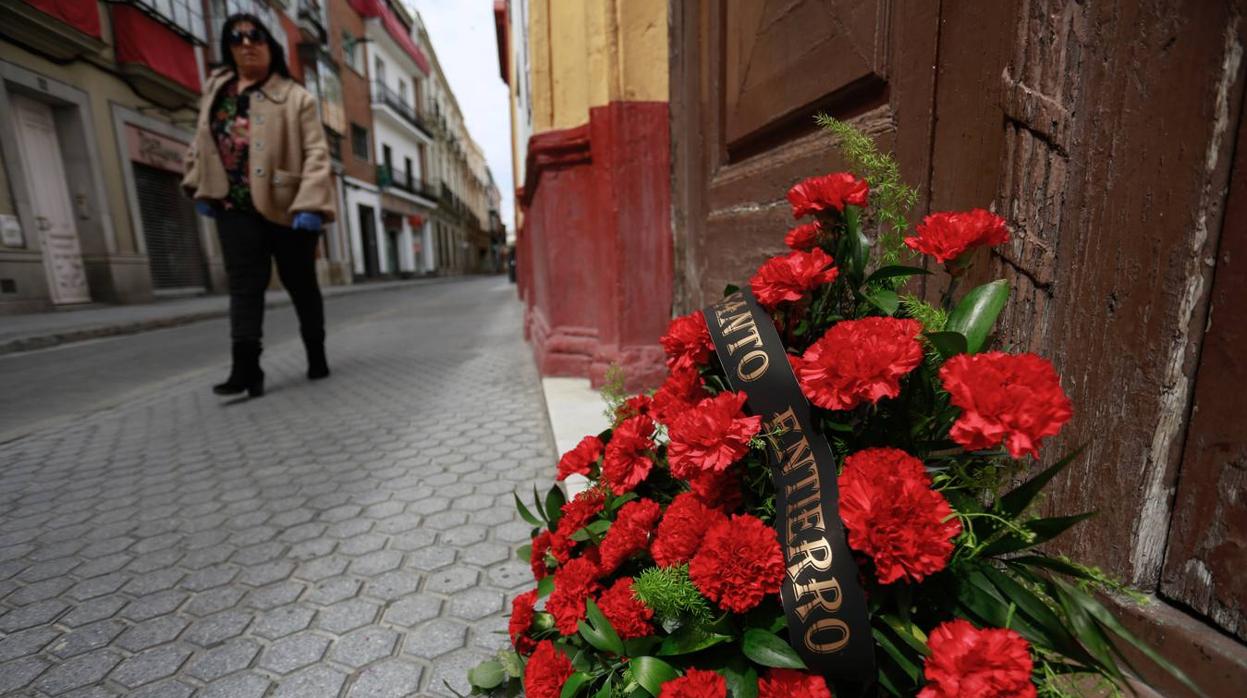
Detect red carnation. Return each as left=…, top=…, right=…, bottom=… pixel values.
left=616, top=394, right=654, bottom=423
left=788, top=172, right=870, bottom=219
left=759, top=669, right=833, bottom=698
left=785, top=221, right=822, bottom=251
left=839, top=448, right=961, bottom=584
left=919, top=619, right=1037, bottom=698
left=792, top=317, right=924, bottom=411
left=598, top=498, right=662, bottom=574
left=531, top=530, right=553, bottom=580
left=651, top=493, right=727, bottom=567
left=602, top=415, right=657, bottom=494
left=596, top=577, right=654, bottom=640
left=651, top=366, right=711, bottom=426
left=658, top=668, right=727, bottom=698
left=661, top=310, right=716, bottom=371
left=689, top=514, right=784, bottom=613
left=904, top=209, right=1010, bottom=265
left=551, top=489, right=607, bottom=562
left=668, top=392, right=762, bottom=479
left=939, top=352, right=1073, bottom=459
left=557, top=435, right=604, bottom=481
left=524, top=640, right=575, bottom=698
left=546, top=556, right=602, bottom=635
left=687, top=467, right=744, bottom=513
left=509, top=589, right=539, bottom=654
left=749, top=248, right=840, bottom=309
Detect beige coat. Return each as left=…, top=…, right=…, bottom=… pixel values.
left=182, top=68, right=336, bottom=226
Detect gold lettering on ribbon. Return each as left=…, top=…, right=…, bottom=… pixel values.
left=769, top=406, right=852, bottom=655
left=709, top=294, right=856, bottom=659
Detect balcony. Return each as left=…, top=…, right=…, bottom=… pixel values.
left=377, top=165, right=437, bottom=206
left=371, top=81, right=435, bottom=141
left=296, top=0, right=327, bottom=45
left=1, top=0, right=105, bottom=60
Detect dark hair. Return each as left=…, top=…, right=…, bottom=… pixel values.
left=218, top=13, right=291, bottom=79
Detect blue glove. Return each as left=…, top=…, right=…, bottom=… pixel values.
left=194, top=200, right=217, bottom=218
left=292, top=212, right=322, bottom=232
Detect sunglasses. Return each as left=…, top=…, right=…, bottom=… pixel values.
left=227, top=28, right=264, bottom=46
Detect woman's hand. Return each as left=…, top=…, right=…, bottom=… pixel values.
left=195, top=201, right=218, bottom=218
left=292, top=212, right=322, bottom=232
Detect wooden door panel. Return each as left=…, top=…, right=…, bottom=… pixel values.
left=1159, top=99, right=1247, bottom=641
left=724, top=0, right=888, bottom=149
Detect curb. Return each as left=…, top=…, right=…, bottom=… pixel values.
left=0, top=276, right=458, bottom=357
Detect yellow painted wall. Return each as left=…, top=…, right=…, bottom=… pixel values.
left=528, top=0, right=668, bottom=134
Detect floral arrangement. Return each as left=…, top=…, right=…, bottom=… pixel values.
left=464, top=120, right=1195, bottom=698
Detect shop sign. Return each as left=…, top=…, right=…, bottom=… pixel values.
left=126, top=125, right=187, bottom=173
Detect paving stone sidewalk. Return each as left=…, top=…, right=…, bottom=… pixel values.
left=0, top=277, right=554, bottom=696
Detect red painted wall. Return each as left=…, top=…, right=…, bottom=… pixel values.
left=519, top=101, right=672, bottom=391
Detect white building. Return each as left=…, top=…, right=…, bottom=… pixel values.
left=350, top=0, right=437, bottom=278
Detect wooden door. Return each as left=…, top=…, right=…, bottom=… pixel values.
left=671, top=0, right=943, bottom=309
left=12, top=95, right=90, bottom=305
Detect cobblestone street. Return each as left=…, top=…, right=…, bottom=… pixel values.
left=0, top=277, right=554, bottom=697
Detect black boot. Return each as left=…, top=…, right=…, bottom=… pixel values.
left=303, top=331, right=330, bottom=380
left=213, top=340, right=265, bottom=397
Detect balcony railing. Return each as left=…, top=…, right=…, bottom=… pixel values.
left=377, top=165, right=437, bottom=203
left=372, top=81, right=434, bottom=140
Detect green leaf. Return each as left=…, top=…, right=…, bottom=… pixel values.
left=624, top=636, right=662, bottom=657
left=865, top=288, right=900, bottom=315
left=593, top=679, right=612, bottom=698
left=537, top=576, right=555, bottom=598
left=946, top=279, right=1009, bottom=353
left=514, top=492, right=542, bottom=526
left=925, top=331, right=968, bottom=359
left=560, top=672, right=592, bottom=698
left=545, top=485, right=567, bottom=528
left=532, top=487, right=550, bottom=525
left=719, top=661, right=758, bottom=698
left=467, top=660, right=505, bottom=690
left=866, top=265, right=932, bottom=284
left=723, top=284, right=741, bottom=297
left=607, top=492, right=638, bottom=512
left=837, top=207, right=870, bottom=286
left=741, top=628, right=806, bottom=669
left=979, top=566, right=1088, bottom=662
left=570, top=519, right=612, bottom=542
left=517, top=544, right=532, bottom=563
left=878, top=614, right=930, bottom=657
left=658, top=623, right=733, bottom=656
left=1047, top=579, right=1124, bottom=680
left=1008, top=554, right=1102, bottom=581
left=1054, top=579, right=1205, bottom=696
left=997, top=446, right=1087, bottom=518
left=631, top=656, right=680, bottom=696
left=577, top=620, right=615, bottom=655
left=979, top=512, right=1095, bottom=557
left=585, top=598, right=625, bottom=655
left=873, top=627, right=921, bottom=683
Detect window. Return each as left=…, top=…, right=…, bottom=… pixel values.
left=136, top=0, right=206, bottom=42
left=404, top=157, right=413, bottom=189
left=398, top=80, right=407, bottom=104
left=341, top=30, right=360, bottom=72
left=351, top=124, right=369, bottom=161
left=383, top=144, right=393, bottom=174
left=375, top=57, right=385, bottom=84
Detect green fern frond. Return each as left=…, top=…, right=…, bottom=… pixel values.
left=899, top=295, right=947, bottom=333
left=633, top=565, right=713, bottom=626
left=816, top=114, right=920, bottom=267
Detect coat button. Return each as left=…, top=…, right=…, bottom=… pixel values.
left=256, top=93, right=265, bottom=101
left=254, top=167, right=264, bottom=176
left=253, top=141, right=263, bottom=150
left=255, top=116, right=265, bottom=125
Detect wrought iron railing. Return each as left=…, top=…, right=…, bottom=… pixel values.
left=372, top=81, right=434, bottom=139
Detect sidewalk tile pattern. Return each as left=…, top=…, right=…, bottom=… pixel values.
left=0, top=280, right=553, bottom=696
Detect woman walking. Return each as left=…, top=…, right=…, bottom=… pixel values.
left=182, top=13, right=335, bottom=397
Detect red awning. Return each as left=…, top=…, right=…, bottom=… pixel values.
left=348, top=0, right=431, bottom=75
left=23, top=0, right=101, bottom=38
left=111, top=4, right=201, bottom=93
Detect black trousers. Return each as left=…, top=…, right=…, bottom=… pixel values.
left=217, top=209, right=324, bottom=344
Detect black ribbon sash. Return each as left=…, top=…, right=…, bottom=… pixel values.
left=703, top=289, right=875, bottom=684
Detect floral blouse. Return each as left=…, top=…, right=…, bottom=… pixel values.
left=209, top=79, right=261, bottom=211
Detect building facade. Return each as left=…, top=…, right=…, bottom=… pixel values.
left=497, top=0, right=672, bottom=390
left=0, top=0, right=216, bottom=312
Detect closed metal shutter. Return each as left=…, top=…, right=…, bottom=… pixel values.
left=134, top=163, right=208, bottom=291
